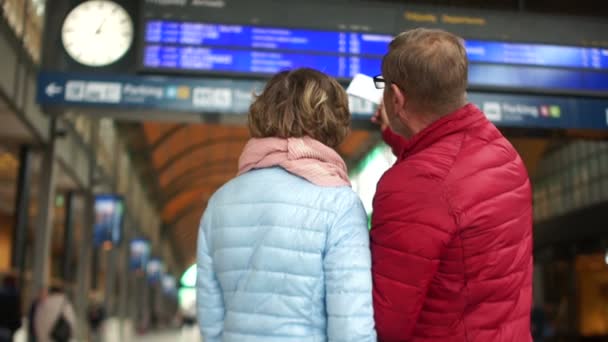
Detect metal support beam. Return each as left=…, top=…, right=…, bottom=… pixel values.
left=117, top=220, right=131, bottom=341
left=11, top=0, right=29, bottom=104
left=62, top=192, right=76, bottom=282
left=91, top=248, right=99, bottom=290
left=104, top=129, right=121, bottom=317
left=74, top=118, right=99, bottom=340
left=133, top=275, right=142, bottom=330
left=141, top=276, right=150, bottom=330
left=31, top=117, right=58, bottom=295
left=11, top=145, right=32, bottom=290
left=567, top=246, right=579, bottom=336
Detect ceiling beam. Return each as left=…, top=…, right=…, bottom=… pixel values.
left=149, top=123, right=188, bottom=153
left=161, top=162, right=236, bottom=196
left=162, top=180, right=225, bottom=211
left=157, top=136, right=248, bottom=175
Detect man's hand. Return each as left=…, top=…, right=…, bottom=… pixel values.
left=371, top=102, right=389, bottom=131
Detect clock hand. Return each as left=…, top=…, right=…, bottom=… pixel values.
left=95, top=17, right=108, bottom=34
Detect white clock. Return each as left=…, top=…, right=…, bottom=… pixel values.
left=61, top=0, right=134, bottom=67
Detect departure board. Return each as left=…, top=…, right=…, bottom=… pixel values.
left=140, top=20, right=608, bottom=93
left=143, top=46, right=382, bottom=78
left=465, top=40, right=608, bottom=70
left=144, top=21, right=392, bottom=56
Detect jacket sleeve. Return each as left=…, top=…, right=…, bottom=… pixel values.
left=63, top=299, right=77, bottom=336
left=324, top=192, right=377, bottom=342
left=196, top=204, right=225, bottom=342
left=371, top=171, right=457, bottom=341
left=382, top=128, right=407, bottom=157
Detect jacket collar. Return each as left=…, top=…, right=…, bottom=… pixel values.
left=398, top=103, right=486, bottom=160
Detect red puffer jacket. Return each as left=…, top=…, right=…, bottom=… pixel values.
left=371, top=104, right=533, bottom=342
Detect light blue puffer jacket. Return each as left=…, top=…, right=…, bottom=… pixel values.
left=196, top=167, right=376, bottom=342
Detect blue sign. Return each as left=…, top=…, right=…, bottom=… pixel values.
left=141, top=45, right=608, bottom=92
left=143, top=46, right=375, bottom=78
left=93, top=194, right=124, bottom=248
left=139, top=19, right=608, bottom=93
left=143, top=20, right=608, bottom=71
left=37, top=71, right=608, bottom=130
left=129, top=238, right=151, bottom=272
left=38, top=71, right=265, bottom=114
left=469, top=64, right=608, bottom=93
left=465, top=40, right=608, bottom=70
left=467, top=93, right=608, bottom=130
left=145, top=21, right=391, bottom=56
left=146, top=258, right=164, bottom=284
left=161, top=274, right=177, bottom=296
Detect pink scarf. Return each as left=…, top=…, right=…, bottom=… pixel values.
left=238, top=136, right=351, bottom=187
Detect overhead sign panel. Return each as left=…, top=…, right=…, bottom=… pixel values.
left=144, top=21, right=391, bottom=56
left=138, top=19, right=608, bottom=94
left=40, top=1, right=608, bottom=97
left=37, top=71, right=608, bottom=131
left=142, top=20, right=608, bottom=71
left=38, top=71, right=265, bottom=114
left=140, top=0, right=608, bottom=47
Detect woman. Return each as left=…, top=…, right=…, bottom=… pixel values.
left=34, top=287, right=76, bottom=342
left=196, top=68, right=376, bottom=341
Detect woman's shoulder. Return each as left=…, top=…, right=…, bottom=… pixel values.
left=211, top=167, right=360, bottom=213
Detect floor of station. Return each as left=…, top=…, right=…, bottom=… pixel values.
left=132, top=327, right=201, bottom=342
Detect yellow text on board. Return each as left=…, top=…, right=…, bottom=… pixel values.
left=404, top=11, right=487, bottom=26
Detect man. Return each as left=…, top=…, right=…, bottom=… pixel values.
left=370, top=28, right=533, bottom=341
left=0, top=276, right=21, bottom=342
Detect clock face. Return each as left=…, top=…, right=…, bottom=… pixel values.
left=61, top=0, right=133, bottom=67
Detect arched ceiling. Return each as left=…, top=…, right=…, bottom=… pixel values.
left=121, top=121, right=378, bottom=268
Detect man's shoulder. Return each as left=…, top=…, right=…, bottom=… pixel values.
left=383, top=132, right=466, bottom=187
left=380, top=121, right=525, bottom=190
left=450, top=125, right=526, bottom=181
left=378, top=159, right=447, bottom=199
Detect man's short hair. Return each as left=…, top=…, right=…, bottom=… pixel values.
left=382, top=28, right=468, bottom=115
left=248, top=68, right=351, bottom=148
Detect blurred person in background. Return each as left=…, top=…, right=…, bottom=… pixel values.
left=27, top=288, right=47, bottom=342
left=88, top=301, right=105, bottom=342
left=0, top=275, right=21, bottom=342
left=33, top=287, right=76, bottom=342
left=370, top=28, right=533, bottom=341
left=196, top=68, right=376, bottom=341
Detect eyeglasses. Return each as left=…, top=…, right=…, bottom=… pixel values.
left=373, top=75, right=387, bottom=89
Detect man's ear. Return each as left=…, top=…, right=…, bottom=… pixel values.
left=390, top=83, right=406, bottom=115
